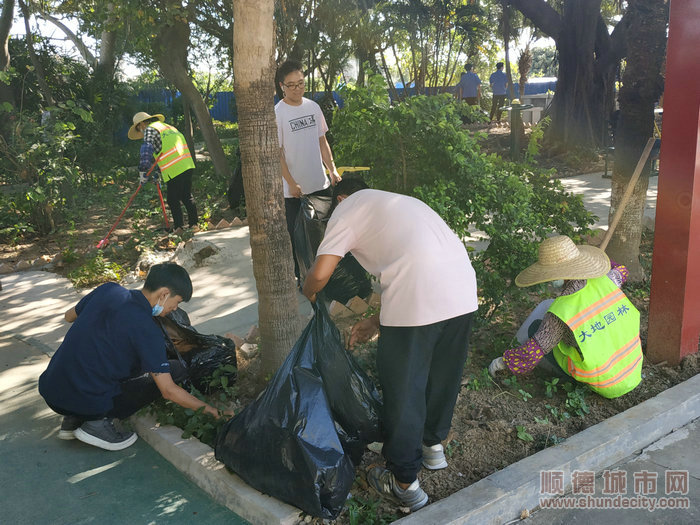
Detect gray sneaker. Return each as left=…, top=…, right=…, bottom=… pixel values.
left=58, top=415, right=83, bottom=440
left=74, top=418, right=137, bottom=451
left=422, top=443, right=448, bottom=470
left=366, top=466, right=428, bottom=512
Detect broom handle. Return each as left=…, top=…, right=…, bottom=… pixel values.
left=599, top=137, right=656, bottom=252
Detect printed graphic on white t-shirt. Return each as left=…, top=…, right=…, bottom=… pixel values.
left=288, top=114, right=317, bottom=132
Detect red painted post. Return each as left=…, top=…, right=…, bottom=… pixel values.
left=646, top=0, right=700, bottom=365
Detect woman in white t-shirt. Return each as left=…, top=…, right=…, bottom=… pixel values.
left=302, top=177, right=478, bottom=512
left=275, top=60, right=341, bottom=280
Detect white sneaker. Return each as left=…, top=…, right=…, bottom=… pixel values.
left=422, top=443, right=448, bottom=470
left=367, top=467, right=428, bottom=512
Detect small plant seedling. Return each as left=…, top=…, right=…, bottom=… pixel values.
left=445, top=439, right=461, bottom=458
left=545, top=377, right=560, bottom=398
left=547, top=435, right=565, bottom=446
left=563, top=383, right=590, bottom=417
left=545, top=403, right=571, bottom=422
left=466, top=376, right=482, bottom=391
left=208, top=364, right=237, bottom=402
left=347, top=495, right=397, bottom=525
left=516, top=425, right=534, bottom=442
left=534, top=416, right=550, bottom=425
left=518, top=388, right=533, bottom=402
left=503, top=375, right=519, bottom=388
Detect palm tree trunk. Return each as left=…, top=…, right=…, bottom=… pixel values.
left=233, top=0, right=301, bottom=378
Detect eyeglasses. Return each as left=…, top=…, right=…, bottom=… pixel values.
left=283, top=80, right=305, bottom=90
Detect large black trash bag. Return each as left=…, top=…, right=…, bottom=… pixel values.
left=156, top=308, right=237, bottom=393
left=215, top=300, right=382, bottom=519
left=293, top=195, right=372, bottom=303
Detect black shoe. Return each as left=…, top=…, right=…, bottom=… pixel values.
left=74, top=418, right=137, bottom=451
left=58, top=415, right=83, bottom=440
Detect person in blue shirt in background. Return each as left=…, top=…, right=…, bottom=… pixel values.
left=39, top=263, right=229, bottom=451
left=456, top=63, right=481, bottom=106
left=489, top=62, right=509, bottom=124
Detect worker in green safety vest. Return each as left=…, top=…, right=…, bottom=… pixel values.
left=129, top=111, right=198, bottom=231
left=488, top=235, right=642, bottom=399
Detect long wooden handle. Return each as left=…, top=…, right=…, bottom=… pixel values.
left=599, top=137, right=656, bottom=252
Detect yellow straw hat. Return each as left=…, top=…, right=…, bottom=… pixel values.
left=128, top=111, right=165, bottom=140
left=514, top=235, right=611, bottom=287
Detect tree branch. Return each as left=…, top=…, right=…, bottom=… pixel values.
left=37, top=12, right=97, bottom=69
left=507, top=0, right=563, bottom=39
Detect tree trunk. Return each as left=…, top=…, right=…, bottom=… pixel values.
left=502, top=2, right=516, bottom=100
left=0, top=0, right=15, bottom=117
left=18, top=0, right=55, bottom=106
left=509, top=0, right=624, bottom=150
left=606, top=0, right=667, bottom=280
left=153, top=16, right=232, bottom=181
left=546, top=0, right=612, bottom=149
left=233, top=0, right=301, bottom=379
left=96, top=3, right=118, bottom=79
left=182, top=101, right=196, bottom=162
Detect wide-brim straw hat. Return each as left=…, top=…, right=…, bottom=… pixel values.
left=128, top=111, right=165, bottom=140
left=515, top=235, right=611, bottom=287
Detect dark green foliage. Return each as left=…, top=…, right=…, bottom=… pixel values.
left=530, top=46, right=558, bottom=78
left=146, top=365, right=234, bottom=448
left=332, top=73, right=595, bottom=316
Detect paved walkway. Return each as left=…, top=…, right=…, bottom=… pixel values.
left=523, top=420, right=698, bottom=524
left=0, top=332, right=246, bottom=524
left=558, top=171, right=658, bottom=230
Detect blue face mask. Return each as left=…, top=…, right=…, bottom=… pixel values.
left=152, top=294, right=169, bottom=316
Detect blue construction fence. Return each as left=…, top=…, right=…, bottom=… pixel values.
left=135, top=78, right=556, bottom=124
left=134, top=89, right=345, bottom=124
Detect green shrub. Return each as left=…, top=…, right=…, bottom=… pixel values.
left=0, top=101, right=94, bottom=234
left=68, top=251, right=127, bottom=288
left=332, top=73, right=595, bottom=317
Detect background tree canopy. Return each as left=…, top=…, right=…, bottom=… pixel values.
left=0, top=0, right=667, bottom=372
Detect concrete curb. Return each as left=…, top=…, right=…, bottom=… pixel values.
left=396, top=373, right=700, bottom=525
left=131, top=415, right=301, bottom=525
left=0, top=331, right=56, bottom=357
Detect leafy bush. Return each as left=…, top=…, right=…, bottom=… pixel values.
left=68, top=251, right=127, bottom=288
left=0, top=101, right=94, bottom=234
left=332, top=73, right=595, bottom=316
left=455, top=99, right=490, bottom=124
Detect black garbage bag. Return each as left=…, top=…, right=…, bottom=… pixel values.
left=215, top=300, right=382, bottom=519
left=156, top=308, right=237, bottom=393
left=293, top=194, right=373, bottom=303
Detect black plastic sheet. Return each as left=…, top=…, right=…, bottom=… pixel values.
left=293, top=194, right=372, bottom=304
left=214, top=300, right=382, bottom=519
left=157, top=308, right=237, bottom=393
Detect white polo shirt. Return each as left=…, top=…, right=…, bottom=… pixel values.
left=317, top=189, right=478, bottom=326
left=275, top=97, right=331, bottom=198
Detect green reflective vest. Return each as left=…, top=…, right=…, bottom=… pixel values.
left=148, top=121, right=195, bottom=182
left=548, top=276, right=642, bottom=399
